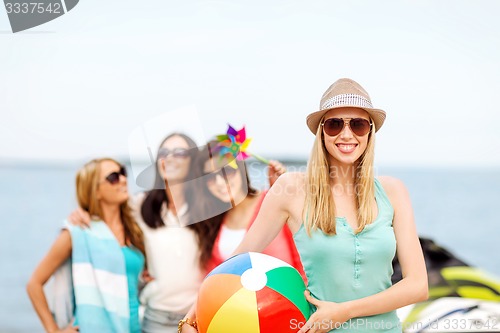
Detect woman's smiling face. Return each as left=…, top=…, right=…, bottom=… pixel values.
left=157, top=135, right=192, bottom=183
left=203, top=157, right=244, bottom=204
left=322, top=107, right=372, bottom=167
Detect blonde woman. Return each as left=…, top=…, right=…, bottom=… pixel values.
left=181, top=78, right=427, bottom=333
left=27, top=158, right=145, bottom=333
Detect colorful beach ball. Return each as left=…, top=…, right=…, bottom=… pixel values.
left=197, top=252, right=310, bottom=333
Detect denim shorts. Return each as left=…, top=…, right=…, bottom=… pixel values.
left=142, top=307, right=185, bottom=333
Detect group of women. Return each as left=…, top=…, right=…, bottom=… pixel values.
left=27, top=78, right=428, bottom=333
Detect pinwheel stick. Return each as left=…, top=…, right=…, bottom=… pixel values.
left=250, top=152, right=270, bottom=164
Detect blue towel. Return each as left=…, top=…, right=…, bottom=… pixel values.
left=64, top=220, right=130, bottom=333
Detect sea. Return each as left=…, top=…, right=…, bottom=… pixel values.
left=0, top=161, right=499, bottom=333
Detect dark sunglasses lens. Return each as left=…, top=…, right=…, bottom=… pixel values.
left=205, top=167, right=237, bottom=183
left=158, top=148, right=190, bottom=159
left=224, top=167, right=237, bottom=177
left=106, top=172, right=120, bottom=184
left=173, top=149, right=190, bottom=158
left=323, top=118, right=344, bottom=136
left=350, top=119, right=371, bottom=136
left=157, top=149, right=168, bottom=159
left=120, top=166, right=127, bottom=177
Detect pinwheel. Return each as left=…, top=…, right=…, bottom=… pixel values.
left=216, top=125, right=269, bottom=169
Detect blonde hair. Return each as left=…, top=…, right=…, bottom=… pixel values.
left=303, top=118, right=377, bottom=235
left=76, top=158, right=145, bottom=256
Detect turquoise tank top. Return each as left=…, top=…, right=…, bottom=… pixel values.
left=122, top=246, right=145, bottom=333
left=293, top=178, right=401, bottom=333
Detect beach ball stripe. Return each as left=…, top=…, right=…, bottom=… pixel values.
left=197, top=274, right=243, bottom=333
left=256, top=287, right=306, bottom=332
left=208, top=252, right=253, bottom=277
left=198, top=252, right=310, bottom=333
left=208, top=288, right=259, bottom=333
left=265, top=266, right=310, bottom=319
left=247, top=252, right=292, bottom=272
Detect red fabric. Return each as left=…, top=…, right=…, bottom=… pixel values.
left=206, top=191, right=307, bottom=283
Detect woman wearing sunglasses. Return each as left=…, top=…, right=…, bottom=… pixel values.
left=192, top=141, right=305, bottom=277
left=136, top=133, right=213, bottom=333
left=181, top=78, right=428, bottom=333
left=27, top=158, right=145, bottom=333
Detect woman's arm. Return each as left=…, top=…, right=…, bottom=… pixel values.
left=181, top=173, right=303, bottom=333
left=298, top=177, right=428, bottom=333
left=234, top=172, right=299, bottom=255
left=26, top=230, right=78, bottom=333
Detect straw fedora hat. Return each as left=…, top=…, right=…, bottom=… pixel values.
left=306, top=78, right=386, bottom=134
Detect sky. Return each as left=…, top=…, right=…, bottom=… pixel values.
left=1, top=0, right=500, bottom=167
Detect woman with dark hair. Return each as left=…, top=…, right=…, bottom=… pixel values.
left=27, top=158, right=145, bottom=333
left=194, top=140, right=305, bottom=276
left=135, top=132, right=206, bottom=333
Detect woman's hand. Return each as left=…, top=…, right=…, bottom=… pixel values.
left=179, top=318, right=198, bottom=333
left=141, top=269, right=154, bottom=283
left=67, top=207, right=91, bottom=229
left=54, top=320, right=79, bottom=333
left=180, top=323, right=198, bottom=333
left=138, top=269, right=154, bottom=295
left=297, top=291, right=350, bottom=333
left=180, top=305, right=198, bottom=333
left=267, top=160, right=286, bottom=187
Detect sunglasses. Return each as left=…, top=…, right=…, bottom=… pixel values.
left=103, top=166, right=127, bottom=185
left=322, top=117, right=372, bottom=137
left=204, top=167, right=238, bottom=184
left=157, top=148, right=190, bottom=159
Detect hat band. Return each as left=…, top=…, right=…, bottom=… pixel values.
left=321, top=94, right=373, bottom=111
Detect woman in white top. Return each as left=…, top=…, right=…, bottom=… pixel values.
left=137, top=133, right=207, bottom=333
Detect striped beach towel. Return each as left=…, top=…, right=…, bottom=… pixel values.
left=65, top=220, right=130, bottom=333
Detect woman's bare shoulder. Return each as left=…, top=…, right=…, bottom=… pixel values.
left=280, top=171, right=306, bottom=184
left=378, top=176, right=407, bottom=193
left=377, top=175, right=411, bottom=207
left=269, top=172, right=306, bottom=196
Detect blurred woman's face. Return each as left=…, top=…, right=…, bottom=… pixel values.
left=157, top=135, right=192, bottom=183
left=203, top=157, right=245, bottom=203
left=96, top=160, right=129, bottom=205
